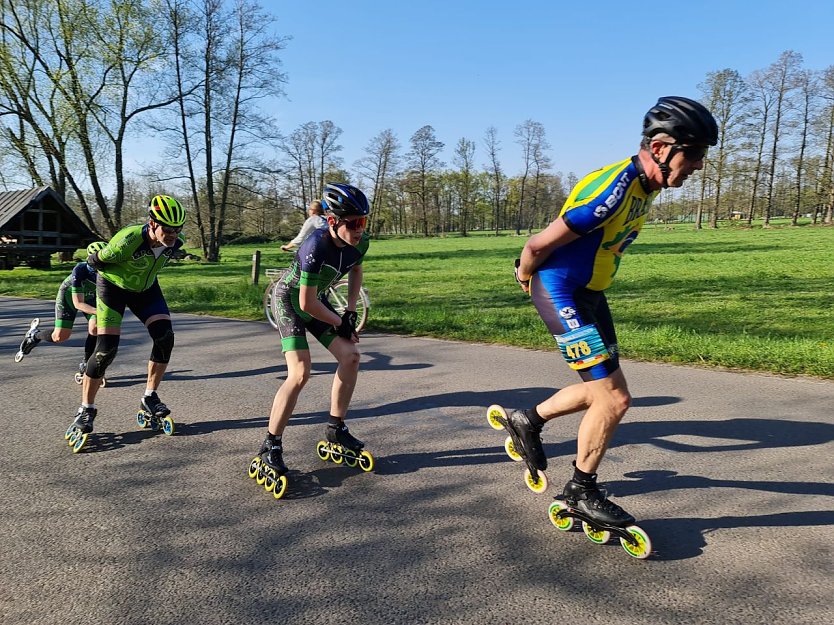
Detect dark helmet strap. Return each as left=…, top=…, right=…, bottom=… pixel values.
left=651, top=143, right=681, bottom=188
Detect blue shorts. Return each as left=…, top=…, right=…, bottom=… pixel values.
left=530, top=274, right=620, bottom=381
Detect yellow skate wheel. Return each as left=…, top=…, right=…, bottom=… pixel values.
left=100, top=377, right=107, bottom=388
left=272, top=475, right=288, bottom=500
left=264, top=467, right=277, bottom=492
left=71, top=432, right=88, bottom=453
left=358, top=451, right=375, bottom=472
left=316, top=441, right=330, bottom=461
left=331, top=445, right=343, bottom=464
left=344, top=449, right=358, bottom=467
left=65, top=424, right=75, bottom=440
left=504, top=436, right=522, bottom=462
left=161, top=416, right=175, bottom=436
left=524, top=467, right=548, bottom=494
left=548, top=500, right=575, bottom=531
left=620, top=525, right=652, bottom=560
left=74, top=372, right=83, bottom=385
left=582, top=521, right=610, bottom=545
left=68, top=429, right=79, bottom=446
left=247, top=456, right=261, bottom=479
left=136, top=412, right=148, bottom=429
left=486, top=404, right=507, bottom=430
left=255, top=463, right=267, bottom=486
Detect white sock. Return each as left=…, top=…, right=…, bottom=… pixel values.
left=144, top=389, right=156, bottom=397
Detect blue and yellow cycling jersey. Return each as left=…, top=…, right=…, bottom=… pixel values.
left=537, top=156, right=657, bottom=291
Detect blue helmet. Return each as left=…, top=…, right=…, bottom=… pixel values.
left=322, top=183, right=369, bottom=217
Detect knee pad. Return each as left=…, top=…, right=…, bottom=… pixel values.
left=86, top=334, right=120, bottom=378
left=148, top=320, right=174, bottom=363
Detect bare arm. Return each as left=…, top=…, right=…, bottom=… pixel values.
left=516, top=217, right=581, bottom=292
left=299, top=283, right=342, bottom=326
left=72, top=293, right=97, bottom=316
left=345, top=265, right=363, bottom=311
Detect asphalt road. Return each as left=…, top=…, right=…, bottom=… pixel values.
left=1, top=295, right=832, bottom=625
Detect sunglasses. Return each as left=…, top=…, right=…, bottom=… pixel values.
left=339, top=217, right=367, bottom=232
left=153, top=222, right=182, bottom=235
left=671, top=144, right=708, bottom=162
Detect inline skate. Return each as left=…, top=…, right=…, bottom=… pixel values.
left=247, top=435, right=289, bottom=500
left=136, top=392, right=175, bottom=435
left=14, top=318, right=41, bottom=362
left=64, top=406, right=96, bottom=453
left=548, top=479, right=653, bottom=559
left=486, top=404, right=548, bottom=493
left=316, top=421, right=374, bottom=472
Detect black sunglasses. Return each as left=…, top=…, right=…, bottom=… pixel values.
left=152, top=221, right=182, bottom=235
left=672, top=144, right=709, bottom=162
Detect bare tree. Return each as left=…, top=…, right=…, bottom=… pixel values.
left=452, top=137, right=475, bottom=237
left=513, top=120, right=547, bottom=235
left=483, top=126, right=503, bottom=235
left=405, top=125, right=443, bottom=236
left=761, top=50, right=804, bottom=226
left=355, top=128, right=400, bottom=235
left=698, top=69, right=750, bottom=227
left=791, top=69, right=816, bottom=225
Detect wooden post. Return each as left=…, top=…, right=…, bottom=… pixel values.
left=251, top=250, right=261, bottom=285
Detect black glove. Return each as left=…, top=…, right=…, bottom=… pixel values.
left=514, top=258, right=530, bottom=288
left=336, top=310, right=358, bottom=339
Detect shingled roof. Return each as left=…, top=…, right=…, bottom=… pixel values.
left=0, top=185, right=97, bottom=251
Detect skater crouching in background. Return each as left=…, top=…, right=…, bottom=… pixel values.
left=508, top=97, right=718, bottom=526
left=15, top=241, right=108, bottom=379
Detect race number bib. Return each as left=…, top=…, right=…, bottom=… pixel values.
left=556, top=324, right=610, bottom=370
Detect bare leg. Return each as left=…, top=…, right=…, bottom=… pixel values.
left=573, top=368, right=631, bottom=474
left=146, top=360, right=168, bottom=391
left=268, top=350, right=311, bottom=435
left=327, top=337, right=361, bottom=419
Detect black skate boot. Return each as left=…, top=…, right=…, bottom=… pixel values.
left=506, top=409, right=547, bottom=471
left=65, top=405, right=97, bottom=453
left=14, top=318, right=41, bottom=362
left=560, top=479, right=635, bottom=527
left=259, top=435, right=288, bottom=475
left=141, top=392, right=171, bottom=418
left=248, top=434, right=290, bottom=500
left=72, top=406, right=97, bottom=434
left=326, top=420, right=364, bottom=451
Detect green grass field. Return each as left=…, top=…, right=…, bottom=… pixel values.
left=3, top=222, right=833, bottom=378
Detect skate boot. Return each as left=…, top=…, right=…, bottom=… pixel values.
left=548, top=479, right=653, bottom=559
left=486, top=404, right=548, bottom=493
left=65, top=406, right=96, bottom=453
left=14, top=318, right=41, bottom=362
left=136, top=392, right=175, bottom=435
left=247, top=434, right=289, bottom=500
left=316, top=421, right=375, bottom=472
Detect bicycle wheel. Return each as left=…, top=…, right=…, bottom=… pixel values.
left=328, top=280, right=370, bottom=333
left=263, top=281, right=279, bottom=330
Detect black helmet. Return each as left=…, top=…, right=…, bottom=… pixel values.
left=643, top=96, right=718, bottom=146
left=322, top=183, right=370, bottom=217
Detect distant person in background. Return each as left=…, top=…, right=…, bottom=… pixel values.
left=506, top=96, right=718, bottom=527
left=280, top=200, right=326, bottom=252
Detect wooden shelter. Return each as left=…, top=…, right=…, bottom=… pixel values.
left=0, top=186, right=97, bottom=269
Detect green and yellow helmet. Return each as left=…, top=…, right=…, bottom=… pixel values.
left=86, top=241, right=107, bottom=256
left=148, top=195, right=186, bottom=227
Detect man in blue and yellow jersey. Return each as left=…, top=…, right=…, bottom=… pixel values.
left=67, top=195, right=187, bottom=449
left=507, top=96, right=718, bottom=527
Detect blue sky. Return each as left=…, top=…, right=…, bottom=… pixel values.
left=267, top=0, right=834, bottom=180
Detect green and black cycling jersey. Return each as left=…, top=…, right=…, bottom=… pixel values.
left=89, top=224, right=185, bottom=292
left=280, top=227, right=369, bottom=320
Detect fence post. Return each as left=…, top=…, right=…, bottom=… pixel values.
left=251, top=250, right=261, bottom=285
